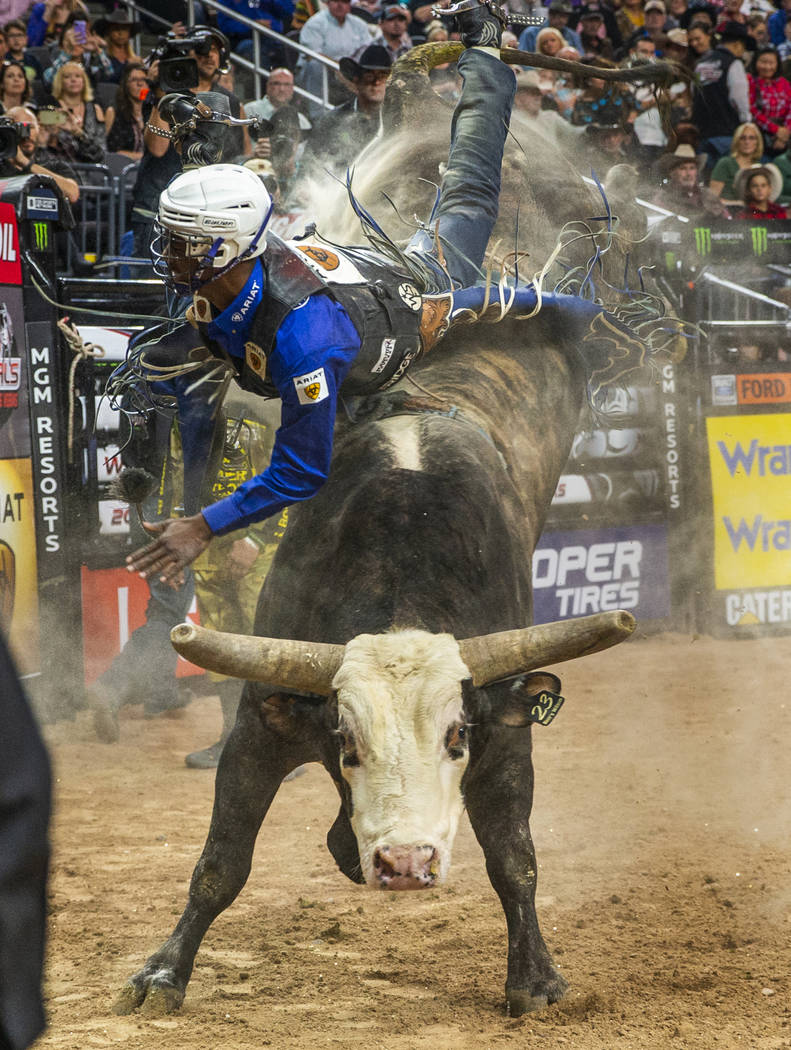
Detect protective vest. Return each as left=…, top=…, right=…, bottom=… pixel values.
left=198, top=234, right=425, bottom=400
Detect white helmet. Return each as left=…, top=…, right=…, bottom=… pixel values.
left=152, top=163, right=274, bottom=294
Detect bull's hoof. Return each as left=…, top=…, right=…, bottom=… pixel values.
left=112, top=971, right=185, bottom=1016
left=112, top=981, right=145, bottom=1015
left=506, top=972, right=568, bottom=1017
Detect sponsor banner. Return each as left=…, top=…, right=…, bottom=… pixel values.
left=0, top=286, right=30, bottom=456
left=532, top=524, right=671, bottom=623
left=722, top=588, right=791, bottom=629
left=0, top=457, right=40, bottom=675
left=707, top=413, right=791, bottom=590
left=81, top=567, right=204, bottom=684
left=27, top=321, right=68, bottom=569
left=99, top=499, right=131, bottom=536
left=97, top=444, right=123, bottom=483
left=735, top=373, right=791, bottom=406
left=0, top=202, right=22, bottom=285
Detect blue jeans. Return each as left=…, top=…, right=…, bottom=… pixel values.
left=408, top=49, right=516, bottom=289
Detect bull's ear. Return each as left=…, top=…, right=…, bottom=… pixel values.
left=260, top=691, right=329, bottom=735
left=487, top=672, right=565, bottom=728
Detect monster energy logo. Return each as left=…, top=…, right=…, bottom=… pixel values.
left=32, top=222, right=48, bottom=251
left=694, top=227, right=711, bottom=256
left=751, top=226, right=768, bottom=256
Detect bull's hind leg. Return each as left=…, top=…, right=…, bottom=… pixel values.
left=114, top=693, right=311, bottom=1017
left=464, top=725, right=568, bottom=1017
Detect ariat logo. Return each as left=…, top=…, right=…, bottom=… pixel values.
left=751, top=227, right=768, bottom=256
left=293, top=367, right=328, bottom=406
left=694, top=227, right=711, bottom=256
left=297, top=245, right=340, bottom=271
left=231, top=279, right=261, bottom=324
left=33, top=222, right=48, bottom=251
left=245, top=342, right=266, bottom=378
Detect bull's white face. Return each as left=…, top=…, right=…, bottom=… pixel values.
left=332, top=630, right=472, bottom=890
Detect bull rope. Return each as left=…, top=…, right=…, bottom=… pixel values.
left=57, top=317, right=106, bottom=462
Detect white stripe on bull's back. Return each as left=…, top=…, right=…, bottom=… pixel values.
left=379, top=416, right=422, bottom=472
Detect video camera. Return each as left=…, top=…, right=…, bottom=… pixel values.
left=0, top=115, right=32, bottom=162
left=147, top=26, right=230, bottom=95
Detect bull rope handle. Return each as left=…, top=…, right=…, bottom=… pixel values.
left=57, top=316, right=106, bottom=462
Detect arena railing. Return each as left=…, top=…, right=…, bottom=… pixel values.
left=125, top=0, right=340, bottom=112
left=67, top=163, right=117, bottom=273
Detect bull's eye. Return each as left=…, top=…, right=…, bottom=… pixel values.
left=445, top=723, right=468, bottom=759
left=336, top=728, right=359, bottom=768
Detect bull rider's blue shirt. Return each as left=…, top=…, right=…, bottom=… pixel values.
left=197, top=260, right=361, bottom=535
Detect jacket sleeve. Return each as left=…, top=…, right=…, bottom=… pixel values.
left=201, top=295, right=361, bottom=534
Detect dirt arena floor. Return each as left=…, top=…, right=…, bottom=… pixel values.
left=37, top=632, right=790, bottom=1050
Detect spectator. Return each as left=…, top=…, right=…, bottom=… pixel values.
left=48, top=59, right=106, bottom=164
left=27, top=0, right=89, bottom=47
left=709, top=121, right=765, bottom=202
left=424, top=21, right=459, bottom=100
left=576, top=4, right=616, bottom=59
left=691, top=21, right=753, bottom=163
left=748, top=45, right=791, bottom=154
left=0, top=58, right=31, bottom=113
left=630, top=46, right=670, bottom=162
left=91, top=9, right=142, bottom=83
left=214, top=0, right=295, bottom=68
left=664, top=25, right=690, bottom=63
left=0, top=28, right=6, bottom=62
left=303, top=42, right=391, bottom=175
left=552, top=45, right=582, bottom=116
left=748, top=13, right=770, bottom=49
left=43, top=22, right=115, bottom=88
left=0, top=106, right=80, bottom=202
left=571, top=57, right=635, bottom=125
left=3, top=20, right=44, bottom=80
left=583, top=121, right=633, bottom=172
left=512, top=69, right=585, bottom=149
left=715, top=0, right=747, bottom=31
left=518, top=0, right=583, bottom=52
left=768, top=0, right=791, bottom=46
left=372, top=3, right=413, bottom=62
left=733, top=161, right=788, bottom=215
left=536, top=26, right=566, bottom=57
left=644, top=0, right=670, bottom=43
left=667, top=0, right=689, bottom=27
left=616, top=0, right=646, bottom=43
left=686, top=19, right=712, bottom=57
left=291, top=0, right=321, bottom=32
left=679, top=0, right=717, bottom=30
left=297, top=0, right=372, bottom=113
left=780, top=18, right=791, bottom=62
left=653, top=142, right=729, bottom=215
left=194, top=30, right=252, bottom=158
left=105, top=62, right=147, bottom=159
left=245, top=67, right=312, bottom=133
left=351, top=0, right=382, bottom=25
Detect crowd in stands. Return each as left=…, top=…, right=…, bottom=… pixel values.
left=1, top=0, right=791, bottom=242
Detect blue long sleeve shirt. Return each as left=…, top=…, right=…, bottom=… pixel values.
left=195, top=261, right=360, bottom=535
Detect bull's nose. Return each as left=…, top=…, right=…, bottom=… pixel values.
left=373, top=845, right=439, bottom=890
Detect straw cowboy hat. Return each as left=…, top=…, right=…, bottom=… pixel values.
left=658, top=143, right=707, bottom=175
left=734, top=163, right=783, bottom=202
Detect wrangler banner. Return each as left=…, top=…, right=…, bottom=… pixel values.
left=707, top=414, right=791, bottom=591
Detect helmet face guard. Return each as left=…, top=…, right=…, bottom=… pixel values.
left=151, top=199, right=274, bottom=295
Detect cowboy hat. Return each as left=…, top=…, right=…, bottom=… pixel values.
left=658, top=143, right=707, bottom=174
left=93, top=8, right=142, bottom=36
left=515, top=70, right=542, bottom=91
left=338, top=43, right=392, bottom=81
left=734, top=162, right=783, bottom=202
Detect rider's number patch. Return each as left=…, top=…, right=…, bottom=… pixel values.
left=294, top=367, right=329, bottom=405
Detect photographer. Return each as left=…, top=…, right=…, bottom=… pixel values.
left=130, top=27, right=251, bottom=259
left=0, top=108, right=80, bottom=203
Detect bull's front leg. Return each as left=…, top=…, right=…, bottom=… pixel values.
left=464, top=725, right=568, bottom=1017
left=114, top=691, right=313, bottom=1017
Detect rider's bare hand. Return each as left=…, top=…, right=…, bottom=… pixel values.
left=126, top=513, right=213, bottom=588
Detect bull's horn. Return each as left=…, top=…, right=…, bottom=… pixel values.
left=459, top=610, right=636, bottom=687
left=170, top=623, right=344, bottom=695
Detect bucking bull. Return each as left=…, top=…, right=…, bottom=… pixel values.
left=114, top=42, right=677, bottom=1018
